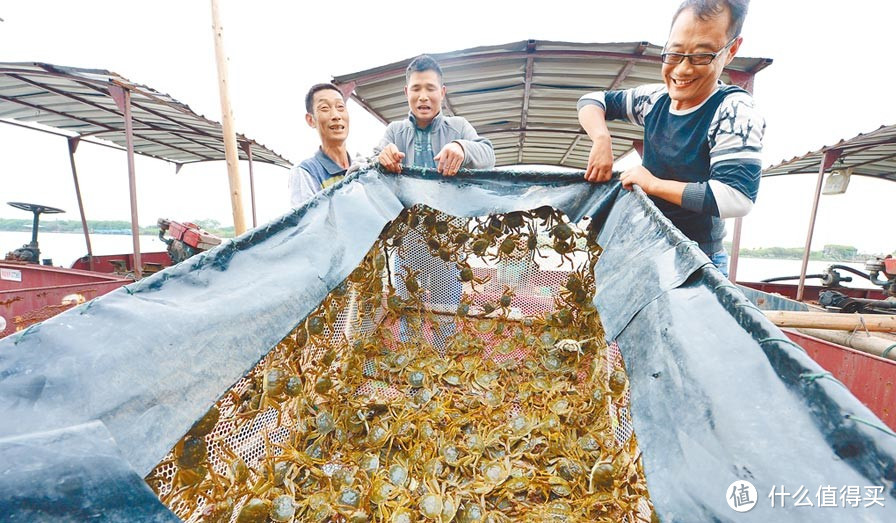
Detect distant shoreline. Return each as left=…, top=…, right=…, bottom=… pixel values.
left=0, top=220, right=235, bottom=238
left=0, top=226, right=888, bottom=261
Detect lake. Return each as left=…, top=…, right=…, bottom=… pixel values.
left=0, top=230, right=166, bottom=267
left=1, top=230, right=880, bottom=291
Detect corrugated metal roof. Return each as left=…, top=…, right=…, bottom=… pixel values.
left=763, top=124, right=896, bottom=182
left=332, top=39, right=772, bottom=169
left=0, top=62, right=291, bottom=167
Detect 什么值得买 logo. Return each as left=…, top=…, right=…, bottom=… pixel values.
left=726, top=480, right=758, bottom=512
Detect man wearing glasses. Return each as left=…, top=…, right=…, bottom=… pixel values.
left=577, top=0, right=764, bottom=276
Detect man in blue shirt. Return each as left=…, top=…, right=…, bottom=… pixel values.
left=288, top=83, right=353, bottom=206
left=577, top=0, right=764, bottom=276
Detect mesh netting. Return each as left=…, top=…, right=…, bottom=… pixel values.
left=146, top=205, right=653, bottom=522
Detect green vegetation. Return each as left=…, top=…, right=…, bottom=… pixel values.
left=0, top=218, right=235, bottom=238
left=723, top=242, right=883, bottom=262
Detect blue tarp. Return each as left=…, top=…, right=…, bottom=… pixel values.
left=1, top=166, right=894, bottom=521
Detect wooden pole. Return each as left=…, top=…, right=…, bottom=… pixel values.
left=210, top=0, right=246, bottom=235
left=796, top=328, right=896, bottom=361
left=765, top=311, right=896, bottom=333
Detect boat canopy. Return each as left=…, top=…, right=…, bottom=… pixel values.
left=0, top=62, right=291, bottom=168
left=332, top=39, right=772, bottom=169
left=763, top=123, right=896, bottom=182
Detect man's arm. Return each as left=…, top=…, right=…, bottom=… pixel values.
left=578, top=104, right=614, bottom=183
left=576, top=85, right=666, bottom=183
left=680, top=92, right=765, bottom=218
left=288, top=166, right=322, bottom=207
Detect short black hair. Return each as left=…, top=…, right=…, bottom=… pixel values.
left=304, top=83, right=342, bottom=114
left=405, top=55, right=443, bottom=84
left=672, top=0, right=749, bottom=39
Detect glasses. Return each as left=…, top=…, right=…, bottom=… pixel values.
left=661, top=35, right=739, bottom=65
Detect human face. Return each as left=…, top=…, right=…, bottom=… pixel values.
left=662, top=8, right=741, bottom=111
left=405, top=70, right=445, bottom=128
left=306, top=89, right=349, bottom=145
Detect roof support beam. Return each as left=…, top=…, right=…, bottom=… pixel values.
left=66, top=137, right=94, bottom=271
left=517, top=40, right=537, bottom=163
left=336, top=47, right=772, bottom=87
left=443, top=95, right=458, bottom=117
left=796, top=149, right=842, bottom=301
left=335, top=81, right=356, bottom=103
left=67, top=78, right=229, bottom=157
left=108, top=84, right=143, bottom=279
left=349, top=93, right=388, bottom=125
left=560, top=135, right=583, bottom=165
left=241, top=142, right=258, bottom=228
left=844, top=150, right=896, bottom=170
left=608, top=41, right=648, bottom=90
left=0, top=93, right=215, bottom=161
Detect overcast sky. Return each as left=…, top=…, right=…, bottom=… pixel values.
left=1, top=0, right=895, bottom=253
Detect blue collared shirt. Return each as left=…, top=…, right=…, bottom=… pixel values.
left=288, top=148, right=351, bottom=207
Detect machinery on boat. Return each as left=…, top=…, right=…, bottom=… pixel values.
left=758, top=256, right=896, bottom=313
left=0, top=62, right=290, bottom=339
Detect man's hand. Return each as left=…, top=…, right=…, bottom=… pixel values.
left=584, top=135, right=614, bottom=183
left=378, top=143, right=405, bottom=173
left=620, top=165, right=658, bottom=192
left=434, top=142, right=465, bottom=176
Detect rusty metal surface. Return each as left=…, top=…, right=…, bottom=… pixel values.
left=0, top=261, right=130, bottom=338
left=786, top=329, right=896, bottom=430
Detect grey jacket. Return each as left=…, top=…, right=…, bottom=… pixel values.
left=375, top=112, right=495, bottom=169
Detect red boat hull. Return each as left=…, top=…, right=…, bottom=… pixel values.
left=784, top=329, right=896, bottom=429
left=1, top=261, right=131, bottom=338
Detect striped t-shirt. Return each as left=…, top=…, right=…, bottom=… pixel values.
left=578, top=82, right=765, bottom=254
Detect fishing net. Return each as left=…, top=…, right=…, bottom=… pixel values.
left=145, top=204, right=653, bottom=522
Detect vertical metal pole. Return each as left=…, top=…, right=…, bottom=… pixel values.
left=67, top=137, right=95, bottom=271
left=724, top=70, right=754, bottom=284
left=729, top=217, right=743, bottom=282
left=210, top=0, right=247, bottom=235
left=796, top=150, right=839, bottom=301
left=120, top=89, right=143, bottom=279
left=243, top=142, right=257, bottom=228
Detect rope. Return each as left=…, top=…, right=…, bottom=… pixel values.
left=844, top=414, right=896, bottom=438
left=799, top=371, right=847, bottom=389
left=13, top=323, right=38, bottom=345
left=379, top=163, right=612, bottom=183
left=758, top=337, right=807, bottom=353
left=882, top=343, right=896, bottom=359
left=735, top=301, right=764, bottom=314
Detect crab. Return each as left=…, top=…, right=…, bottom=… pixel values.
left=456, top=261, right=489, bottom=290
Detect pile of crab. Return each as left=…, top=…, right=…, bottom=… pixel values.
left=147, top=206, right=653, bottom=522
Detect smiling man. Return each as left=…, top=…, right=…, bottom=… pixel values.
left=577, top=0, right=765, bottom=276
left=376, top=54, right=494, bottom=175
left=288, top=83, right=353, bottom=206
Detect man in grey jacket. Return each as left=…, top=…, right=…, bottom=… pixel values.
left=377, top=54, right=495, bottom=174
left=376, top=55, right=494, bottom=349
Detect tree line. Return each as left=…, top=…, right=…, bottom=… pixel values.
left=722, top=242, right=887, bottom=262
left=0, top=218, right=235, bottom=238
